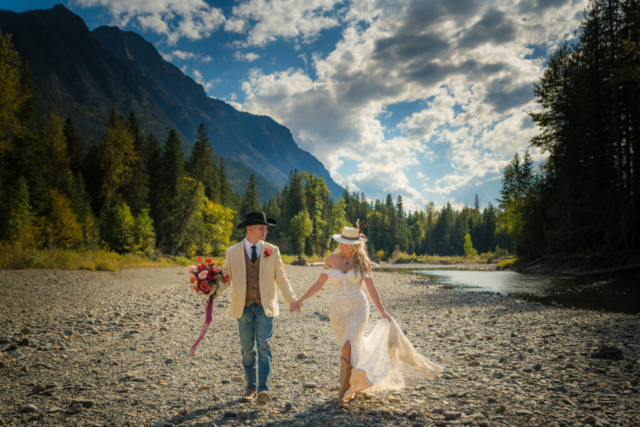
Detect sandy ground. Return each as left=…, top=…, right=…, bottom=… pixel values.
left=0, top=265, right=638, bottom=427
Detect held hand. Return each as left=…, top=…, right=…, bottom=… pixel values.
left=289, top=299, right=303, bottom=313
left=380, top=311, right=392, bottom=321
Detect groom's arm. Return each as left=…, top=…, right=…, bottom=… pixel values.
left=274, top=247, right=296, bottom=306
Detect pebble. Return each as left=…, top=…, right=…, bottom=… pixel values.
left=0, top=265, right=638, bottom=427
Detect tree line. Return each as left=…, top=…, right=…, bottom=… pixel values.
left=498, top=0, right=640, bottom=259
left=1, top=30, right=515, bottom=260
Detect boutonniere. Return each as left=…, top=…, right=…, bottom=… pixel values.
left=264, top=248, right=272, bottom=258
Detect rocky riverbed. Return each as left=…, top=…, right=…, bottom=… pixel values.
left=0, top=266, right=638, bottom=427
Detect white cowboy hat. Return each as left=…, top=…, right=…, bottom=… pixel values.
left=332, top=226, right=367, bottom=245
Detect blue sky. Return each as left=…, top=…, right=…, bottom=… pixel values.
left=3, top=0, right=588, bottom=211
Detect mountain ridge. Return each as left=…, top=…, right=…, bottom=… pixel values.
left=0, top=4, right=343, bottom=198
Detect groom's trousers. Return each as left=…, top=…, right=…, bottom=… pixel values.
left=237, top=303, right=273, bottom=392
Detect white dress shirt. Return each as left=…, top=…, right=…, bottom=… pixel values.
left=244, top=238, right=261, bottom=261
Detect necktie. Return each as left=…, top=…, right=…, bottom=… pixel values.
left=251, top=245, right=257, bottom=263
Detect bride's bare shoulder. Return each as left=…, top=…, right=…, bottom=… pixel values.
left=324, top=253, right=338, bottom=268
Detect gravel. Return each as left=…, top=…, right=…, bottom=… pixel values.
left=0, top=266, right=639, bottom=426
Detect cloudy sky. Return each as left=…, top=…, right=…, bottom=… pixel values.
left=6, top=0, right=588, bottom=211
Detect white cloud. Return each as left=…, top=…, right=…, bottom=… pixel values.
left=72, top=0, right=225, bottom=45
left=233, top=51, right=261, bottom=62
left=227, top=0, right=343, bottom=47
left=238, top=0, right=587, bottom=210
left=192, top=69, right=220, bottom=93
left=161, top=50, right=213, bottom=62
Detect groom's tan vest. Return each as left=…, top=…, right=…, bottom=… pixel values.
left=219, top=240, right=296, bottom=318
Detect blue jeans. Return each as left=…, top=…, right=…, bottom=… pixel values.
left=237, top=303, right=273, bottom=392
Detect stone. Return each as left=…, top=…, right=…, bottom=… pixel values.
left=68, top=404, right=82, bottom=414
left=231, top=376, right=243, bottom=383
left=32, top=384, right=46, bottom=394
left=19, top=404, right=38, bottom=414
left=304, top=382, right=318, bottom=388
left=297, top=352, right=309, bottom=359
left=70, top=399, right=95, bottom=408
left=164, top=358, right=174, bottom=365
left=516, top=410, right=532, bottom=415
left=18, top=338, right=29, bottom=346
left=404, top=409, right=419, bottom=419
left=284, top=402, right=293, bottom=412
left=581, top=415, right=596, bottom=424
left=444, top=412, right=461, bottom=420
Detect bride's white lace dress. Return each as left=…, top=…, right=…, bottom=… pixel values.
left=323, top=265, right=444, bottom=399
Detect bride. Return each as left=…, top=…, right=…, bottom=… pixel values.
left=289, top=225, right=443, bottom=408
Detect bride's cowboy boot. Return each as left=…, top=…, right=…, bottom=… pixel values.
left=338, top=356, right=353, bottom=409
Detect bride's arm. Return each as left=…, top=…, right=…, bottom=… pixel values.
left=289, top=256, right=334, bottom=312
left=291, top=273, right=329, bottom=311
left=364, top=272, right=391, bottom=320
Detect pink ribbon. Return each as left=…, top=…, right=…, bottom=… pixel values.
left=190, top=295, right=213, bottom=357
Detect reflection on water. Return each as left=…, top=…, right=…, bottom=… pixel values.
left=376, top=268, right=640, bottom=314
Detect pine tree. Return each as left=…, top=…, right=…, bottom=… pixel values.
left=123, top=112, right=150, bottom=216
left=218, top=158, right=234, bottom=208
left=0, top=32, right=31, bottom=153
left=64, top=116, right=85, bottom=174
left=187, top=124, right=219, bottom=202
left=240, top=174, right=260, bottom=218
left=145, top=132, right=162, bottom=235
left=100, top=114, right=137, bottom=206
left=47, top=188, right=83, bottom=249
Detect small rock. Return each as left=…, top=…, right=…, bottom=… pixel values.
left=19, top=404, right=38, bottom=414
left=238, top=411, right=250, bottom=419
left=297, top=352, right=309, bottom=359
left=231, top=376, right=243, bottom=383
left=164, top=358, right=174, bottom=365
left=201, top=384, right=212, bottom=390
left=533, top=363, right=542, bottom=371
left=224, top=411, right=236, bottom=418
left=404, top=409, right=419, bottom=419
left=68, top=404, right=82, bottom=414
left=433, top=408, right=444, bottom=414
left=581, top=415, right=596, bottom=424
left=496, top=405, right=506, bottom=414
left=516, top=410, right=532, bottom=415
left=21, top=327, right=32, bottom=335
left=284, top=402, right=293, bottom=412
left=32, top=384, right=46, bottom=395
left=178, top=408, right=188, bottom=416
left=47, top=407, right=63, bottom=413
left=303, top=382, right=317, bottom=388
left=18, top=338, right=29, bottom=347
left=444, top=411, right=461, bottom=420
left=70, top=399, right=95, bottom=408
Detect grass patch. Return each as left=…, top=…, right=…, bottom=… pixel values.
left=281, top=253, right=328, bottom=264
left=497, top=258, right=519, bottom=270
left=0, top=243, right=195, bottom=271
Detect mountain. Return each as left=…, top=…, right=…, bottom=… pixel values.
left=0, top=5, right=343, bottom=198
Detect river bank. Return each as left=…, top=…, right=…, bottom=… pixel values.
left=0, top=266, right=638, bottom=426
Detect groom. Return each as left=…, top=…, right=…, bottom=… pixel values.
left=206, top=212, right=297, bottom=406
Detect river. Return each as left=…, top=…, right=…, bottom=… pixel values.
left=376, top=267, right=640, bottom=314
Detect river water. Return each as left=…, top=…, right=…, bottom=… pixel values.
left=377, top=267, right=640, bottom=314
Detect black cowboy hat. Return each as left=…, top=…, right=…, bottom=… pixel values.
left=235, top=211, right=278, bottom=230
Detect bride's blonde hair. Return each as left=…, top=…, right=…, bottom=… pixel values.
left=334, top=242, right=372, bottom=277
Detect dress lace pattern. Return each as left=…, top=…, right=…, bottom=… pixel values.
left=322, top=266, right=444, bottom=399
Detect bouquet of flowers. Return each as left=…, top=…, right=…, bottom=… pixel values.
left=187, top=257, right=229, bottom=298
left=188, top=256, right=229, bottom=357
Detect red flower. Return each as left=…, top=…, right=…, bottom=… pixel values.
left=264, top=248, right=272, bottom=258
left=197, top=257, right=202, bottom=261
left=200, top=282, right=211, bottom=293
left=205, top=257, right=214, bottom=264
left=197, top=262, right=207, bottom=271
left=223, top=273, right=230, bottom=283
left=207, top=270, right=217, bottom=280
left=190, top=277, right=196, bottom=284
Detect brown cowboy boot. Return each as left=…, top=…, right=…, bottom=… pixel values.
left=338, top=356, right=352, bottom=409
left=241, top=389, right=257, bottom=403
